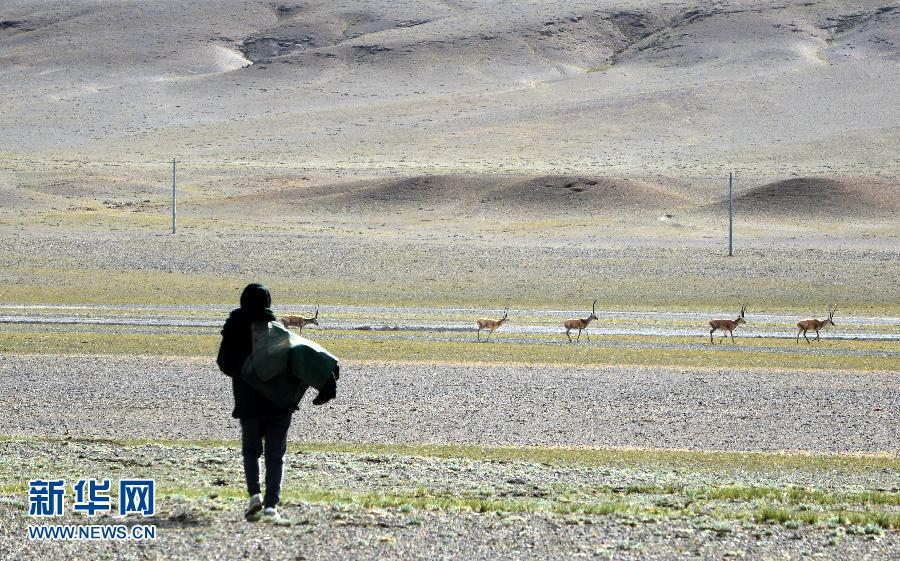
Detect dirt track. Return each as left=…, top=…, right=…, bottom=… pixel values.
left=1, top=354, right=896, bottom=453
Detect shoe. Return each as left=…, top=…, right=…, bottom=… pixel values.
left=244, top=494, right=263, bottom=520
left=262, top=506, right=280, bottom=521
left=312, top=373, right=337, bottom=405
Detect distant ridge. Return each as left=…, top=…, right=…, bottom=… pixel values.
left=723, top=177, right=900, bottom=217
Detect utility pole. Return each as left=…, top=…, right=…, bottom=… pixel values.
left=727, top=172, right=733, bottom=257
left=172, top=158, right=177, bottom=234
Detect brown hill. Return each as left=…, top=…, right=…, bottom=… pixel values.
left=725, top=177, right=900, bottom=218
left=479, top=176, right=688, bottom=214
left=212, top=174, right=689, bottom=217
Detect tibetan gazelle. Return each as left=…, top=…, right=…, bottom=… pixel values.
left=708, top=305, right=746, bottom=343
left=476, top=307, right=509, bottom=340
left=564, top=299, right=598, bottom=343
left=796, top=308, right=835, bottom=344
left=281, top=305, right=320, bottom=333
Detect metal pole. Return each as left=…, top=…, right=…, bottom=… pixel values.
left=727, top=172, right=733, bottom=257
left=172, top=158, right=177, bottom=234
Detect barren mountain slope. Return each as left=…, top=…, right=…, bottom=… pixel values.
left=1, top=0, right=898, bottom=177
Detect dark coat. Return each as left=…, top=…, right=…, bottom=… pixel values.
left=216, top=284, right=299, bottom=419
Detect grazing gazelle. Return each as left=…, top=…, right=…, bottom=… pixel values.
left=564, top=299, right=598, bottom=343
left=281, top=305, right=320, bottom=333
left=796, top=308, right=835, bottom=344
left=476, top=307, right=509, bottom=340
left=708, top=305, right=746, bottom=344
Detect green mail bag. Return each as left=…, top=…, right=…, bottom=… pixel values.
left=241, top=320, right=339, bottom=409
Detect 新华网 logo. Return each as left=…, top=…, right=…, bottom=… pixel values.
left=27, top=478, right=157, bottom=541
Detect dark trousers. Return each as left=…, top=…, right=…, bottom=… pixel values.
left=240, top=414, right=292, bottom=508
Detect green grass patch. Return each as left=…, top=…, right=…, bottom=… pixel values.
left=5, top=477, right=898, bottom=529
left=705, top=485, right=900, bottom=507
left=0, top=331, right=218, bottom=357
left=0, top=267, right=293, bottom=307
left=134, top=484, right=639, bottom=518
left=1, top=329, right=896, bottom=371
left=2, top=435, right=896, bottom=475
left=107, top=486, right=900, bottom=529
left=1, top=437, right=897, bottom=529
left=754, top=506, right=899, bottom=530
left=1, top=260, right=897, bottom=315
left=324, top=337, right=898, bottom=371
left=755, top=505, right=793, bottom=524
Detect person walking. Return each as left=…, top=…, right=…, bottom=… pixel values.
left=216, top=283, right=338, bottom=520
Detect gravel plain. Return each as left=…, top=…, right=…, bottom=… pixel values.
left=3, top=498, right=896, bottom=561
left=0, top=354, right=897, bottom=453
left=0, top=440, right=897, bottom=561
left=2, top=229, right=898, bottom=314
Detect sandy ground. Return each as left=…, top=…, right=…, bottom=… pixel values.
left=0, top=354, right=896, bottom=453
